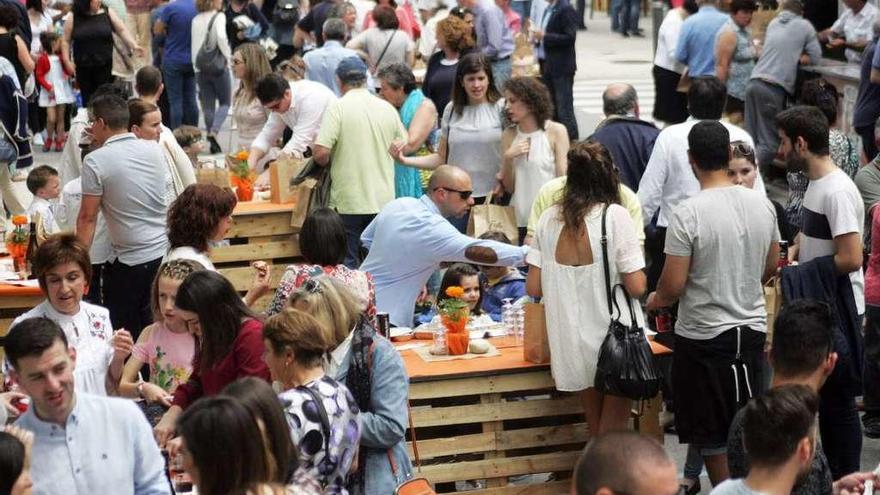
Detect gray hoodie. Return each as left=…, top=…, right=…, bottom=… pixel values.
left=750, top=10, right=823, bottom=94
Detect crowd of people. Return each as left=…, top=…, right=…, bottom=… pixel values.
left=3, top=0, right=880, bottom=492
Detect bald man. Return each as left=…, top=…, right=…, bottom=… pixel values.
left=573, top=432, right=679, bottom=495
left=360, top=165, right=529, bottom=327
left=590, top=83, right=659, bottom=191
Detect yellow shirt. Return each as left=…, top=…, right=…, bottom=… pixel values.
left=526, top=176, right=645, bottom=244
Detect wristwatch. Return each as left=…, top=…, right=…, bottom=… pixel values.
left=137, top=382, right=146, bottom=399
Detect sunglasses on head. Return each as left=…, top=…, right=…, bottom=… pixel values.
left=434, top=187, right=473, bottom=200
left=302, top=278, right=323, bottom=294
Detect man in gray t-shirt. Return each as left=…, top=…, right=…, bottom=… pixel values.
left=77, top=94, right=169, bottom=340
left=647, top=121, right=778, bottom=485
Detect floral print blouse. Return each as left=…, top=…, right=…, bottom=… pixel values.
left=266, top=264, right=377, bottom=322
left=786, top=128, right=860, bottom=228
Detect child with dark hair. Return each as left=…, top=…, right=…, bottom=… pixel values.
left=478, top=231, right=526, bottom=321
left=35, top=30, right=73, bottom=152
left=25, top=164, right=60, bottom=236
left=173, top=125, right=205, bottom=166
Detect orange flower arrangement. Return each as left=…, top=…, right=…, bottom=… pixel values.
left=229, top=150, right=255, bottom=201
left=11, top=215, right=27, bottom=226
left=6, top=216, right=29, bottom=260
left=439, top=286, right=469, bottom=355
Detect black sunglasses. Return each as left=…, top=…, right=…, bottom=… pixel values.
left=302, top=279, right=323, bottom=294
left=434, top=187, right=473, bottom=200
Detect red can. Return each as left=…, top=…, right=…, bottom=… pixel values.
left=655, top=311, right=673, bottom=333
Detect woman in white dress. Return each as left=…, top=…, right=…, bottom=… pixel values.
left=526, top=141, right=647, bottom=436
left=499, top=76, right=569, bottom=244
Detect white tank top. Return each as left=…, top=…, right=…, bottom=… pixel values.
left=511, top=125, right=556, bottom=227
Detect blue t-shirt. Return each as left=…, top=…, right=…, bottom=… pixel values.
left=159, top=0, right=197, bottom=66
left=675, top=6, right=729, bottom=77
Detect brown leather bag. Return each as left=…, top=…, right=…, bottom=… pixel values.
left=391, top=407, right=436, bottom=495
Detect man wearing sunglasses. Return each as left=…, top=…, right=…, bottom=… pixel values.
left=360, top=165, right=528, bottom=327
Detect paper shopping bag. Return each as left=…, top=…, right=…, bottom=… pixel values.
left=290, top=177, right=319, bottom=229
left=764, top=276, right=782, bottom=346
left=270, top=157, right=305, bottom=204
left=523, top=302, right=550, bottom=364
left=195, top=167, right=231, bottom=188
left=467, top=192, right=518, bottom=242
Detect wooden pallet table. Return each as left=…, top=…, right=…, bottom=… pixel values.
left=398, top=338, right=667, bottom=495
left=0, top=283, right=44, bottom=359
left=211, top=200, right=301, bottom=311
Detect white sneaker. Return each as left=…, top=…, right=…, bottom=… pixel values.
left=32, top=133, right=43, bottom=146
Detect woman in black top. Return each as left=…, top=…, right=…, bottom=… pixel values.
left=0, top=5, right=34, bottom=90
left=61, top=0, right=143, bottom=106
left=423, top=14, right=473, bottom=118
left=225, top=0, right=269, bottom=52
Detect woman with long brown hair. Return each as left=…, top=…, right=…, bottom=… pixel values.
left=525, top=141, right=646, bottom=437
left=231, top=42, right=272, bottom=149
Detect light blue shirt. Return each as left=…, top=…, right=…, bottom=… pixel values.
left=16, top=393, right=170, bottom=495
left=360, top=194, right=529, bottom=327
left=536, top=0, right=552, bottom=60
left=474, top=0, right=515, bottom=60
left=675, top=5, right=729, bottom=77
left=303, top=40, right=361, bottom=96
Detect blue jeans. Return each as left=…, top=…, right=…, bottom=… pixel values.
left=162, top=62, right=199, bottom=129
left=542, top=73, right=579, bottom=141
left=609, top=0, right=623, bottom=31
left=621, top=0, right=641, bottom=34
left=197, top=70, right=232, bottom=135
left=340, top=213, right=376, bottom=268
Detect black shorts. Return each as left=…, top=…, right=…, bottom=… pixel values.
left=725, top=95, right=745, bottom=114
left=673, top=326, right=765, bottom=445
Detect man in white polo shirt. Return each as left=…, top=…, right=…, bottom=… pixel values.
left=76, top=94, right=169, bottom=341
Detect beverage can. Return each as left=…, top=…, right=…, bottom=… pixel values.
left=778, top=240, right=789, bottom=269
left=376, top=312, right=390, bottom=338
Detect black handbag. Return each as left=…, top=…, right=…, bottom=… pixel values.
left=594, top=205, right=661, bottom=401
left=195, top=12, right=227, bottom=76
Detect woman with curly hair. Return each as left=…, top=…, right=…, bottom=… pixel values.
left=422, top=15, right=474, bottom=119
left=525, top=140, right=646, bottom=437
left=499, top=77, right=570, bottom=242
left=164, top=184, right=270, bottom=306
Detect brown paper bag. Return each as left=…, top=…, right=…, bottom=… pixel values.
left=523, top=302, right=550, bottom=364
left=467, top=192, right=518, bottom=242
left=764, top=276, right=782, bottom=347
left=270, top=158, right=305, bottom=204
left=290, top=177, right=319, bottom=229
left=195, top=167, right=231, bottom=188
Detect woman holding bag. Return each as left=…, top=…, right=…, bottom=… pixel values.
left=191, top=0, right=232, bottom=155
left=525, top=141, right=647, bottom=436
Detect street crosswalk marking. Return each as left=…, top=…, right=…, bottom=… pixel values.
left=572, top=78, right=655, bottom=117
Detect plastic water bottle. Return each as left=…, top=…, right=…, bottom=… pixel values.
left=513, top=303, right=525, bottom=345
left=501, top=298, right=514, bottom=336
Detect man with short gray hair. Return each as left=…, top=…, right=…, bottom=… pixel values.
left=303, top=18, right=362, bottom=95
left=590, top=83, right=659, bottom=190
left=313, top=57, right=407, bottom=267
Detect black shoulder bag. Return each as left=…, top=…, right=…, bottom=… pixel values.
left=594, top=205, right=661, bottom=400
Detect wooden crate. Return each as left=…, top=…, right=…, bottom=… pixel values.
left=211, top=201, right=302, bottom=310
left=403, top=359, right=663, bottom=494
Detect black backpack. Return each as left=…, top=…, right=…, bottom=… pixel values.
left=273, top=0, right=300, bottom=25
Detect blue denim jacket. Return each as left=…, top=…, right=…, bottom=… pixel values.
left=335, top=336, right=413, bottom=493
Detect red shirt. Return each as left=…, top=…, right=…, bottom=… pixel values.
left=866, top=207, right=880, bottom=307
left=172, top=318, right=270, bottom=409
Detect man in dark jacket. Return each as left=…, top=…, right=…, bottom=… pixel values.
left=590, top=83, right=659, bottom=191
left=533, top=0, right=578, bottom=140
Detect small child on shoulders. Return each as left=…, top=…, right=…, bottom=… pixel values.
left=478, top=231, right=527, bottom=322
left=26, top=165, right=61, bottom=238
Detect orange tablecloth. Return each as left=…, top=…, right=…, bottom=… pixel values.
left=233, top=200, right=295, bottom=216
left=0, top=282, right=42, bottom=297
left=398, top=336, right=672, bottom=382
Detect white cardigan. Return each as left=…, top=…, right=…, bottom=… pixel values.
left=190, top=10, right=232, bottom=71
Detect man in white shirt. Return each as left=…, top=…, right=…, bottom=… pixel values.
left=818, top=0, right=877, bottom=63
left=638, top=76, right=764, bottom=289
left=248, top=73, right=337, bottom=170
left=8, top=317, right=169, bottom=495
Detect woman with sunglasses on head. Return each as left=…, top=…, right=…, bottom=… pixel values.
left=153, top=270, right=271, bottom=448
left=260, top=309, right=360, bottom=493
left=729, top=140, right=794, bottom=242
left=289, top=276, right=410, bottom=495
left=232, top=42, right=272, bottom=150
left=391, top=52, right=506, bottom=232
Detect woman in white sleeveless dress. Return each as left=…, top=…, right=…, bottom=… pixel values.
left=499, top=76, right=569, bottom=244
left=526, top=141, right=647, bottom=436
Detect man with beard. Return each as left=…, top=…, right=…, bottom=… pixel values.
left=777, top=105, right=865, bottom=480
